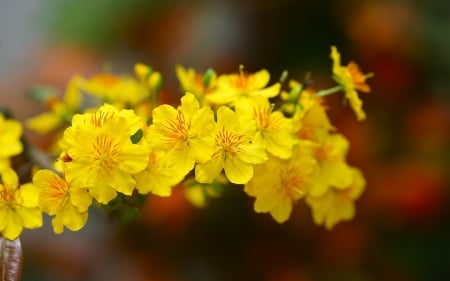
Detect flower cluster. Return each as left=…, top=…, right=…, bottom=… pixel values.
left=0, top=46, right=372, bottom=240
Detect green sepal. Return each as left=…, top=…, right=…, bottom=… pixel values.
left=130, top=128, right=144, bottom=144
left=27, top=86, right=58, bottom=102
left=203, top=68, right=216, bottom=88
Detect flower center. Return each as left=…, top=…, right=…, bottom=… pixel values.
left=92, top=134, right=120, bottom=174
left=214, top=127, right=244, bottom=160
left=346, top=61, right=370, bottom=93
left=41, top=175, right=69, bottom=211
left=0, top=185, right=16, bottom=204
left=253, top=105, right=272, bottom=129
left=230, top=72, right=249, bottom=89
left=91, top=111, right=114, bottom=127
left=160, top=111, right=191, bottom=148
left=315, top=143, right=332, bottom=163
left=279, top=167, right=306, bottom=199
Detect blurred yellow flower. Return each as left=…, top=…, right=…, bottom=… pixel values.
left=82, top=73, right=149, bottom=109
left=235, top=96, right=296, bottom=159
left=26, top=76, right=83, bottom=134
left=330, top=46, right=371, bottom=121
left=133, top=149, right=185, bottom=197
left=0, top=168, right=42, bottom=240
left=33, top=169, right=92, bottom=234
left=309, top=133, right=353, bottom=197
left=175, top=65, right=216, bottom=104
left=0, top=114, right=23, bottom=170
left=206, top=68, right=280, bottom=105
left=306, top=167, right=365, bottom=229
left=147, top=93, right=216, bottom=176
left=60, top=104, right=149, bottom=204
left=244, top=144, right=317, bottom=223
left=295, top=97, right=335, bottom=142
left=195, top=106, right=267, bottom=184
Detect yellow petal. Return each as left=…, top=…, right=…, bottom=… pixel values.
left=1, top=168, right=19, bottom=187
left=270, top=196, right=293, bottom=223
left=61, top=204, right=88, bottom=232
left=70, top=188, right=92, bottom=212
left=180, top=92, right=200, bottom=118
left=2, top=210, right=23, bottom=240
left=195, top=158, right=223, bottom=184
left=26, top=112, right=62, bottom=134
left=89, top=183, right=117, bottom=204
left=251, top=83, right=281, bottom=98
left=19, top=183, right=41, bottom=208
left=15, top=207, right=42, bottom=229
left=224, top=157, right=253, bottom=184
left=108, top=170, right=136, bottom=196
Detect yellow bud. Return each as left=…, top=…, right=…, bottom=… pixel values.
left=134, top=63, right=152, bottom=82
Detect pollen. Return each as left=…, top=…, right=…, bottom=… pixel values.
left=0, top=186, right=15, bottom=204
left=215, top=127, right=244, bottom=159
left=347, top=61, right=370, bottom=93
left=90, top=111, right=114, bottom=127
left=160, top=111, right=191, bottom=147
left=42, top=175, right=69, bottom=210
left=92, top=134, right=120, bottom=172
left=230, top=72, right=249, bottom=89
left=279, top=167, right=306, bottom=199
left=253, top=106, right=272, bottom=129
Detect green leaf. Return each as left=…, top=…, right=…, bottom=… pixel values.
left=130, top=129, right=144, bottom=144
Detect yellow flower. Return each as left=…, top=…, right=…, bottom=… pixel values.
left=235, top=96, right=296, bottom=159
left=26, top=76, right=82, bottom=134
left=147, top=93, right=216, bottom=176
left=183, top=176, right=226, bottom=208
left=206, top=68, right=280, bottom=105
left=294, top=97, right=335, bottom=142
left=60, top=105, right=150, bottom=204
left=135, top=63, right=163, bottom=91
left=0, top=114, right=23, bottom=165
left=33, top=169, right=92, bottom=234
left=175, top=65, right=216, bottom=104
left=244, top=144, right=317, bottom=223
left=133, top=149, right=185, bottom=197
left=0, top=168, right=42, bottom=240
left=330, top=46, right=371, bottom=121
left=309, top=133, right=353, bottom=197
left=306, top=167, right=365, bottom=229
left=195, top=106, right=267, bottom=184
left=82, top=73, right=149, bottom=108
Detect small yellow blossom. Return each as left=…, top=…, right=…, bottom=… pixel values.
left=82, top=73, right=149, bottom=108
left=235, top=96, right=296, bottom=159
left=147, top=93, right=216, bottom=176
left=308, top=133, right=353, bottom=197
left=306, top=167, right=365, bottom=229
left=26, top=76, right=83, bottom=134
left=175, top=65, right=216, bottom=104
left=184, top=176, right=226, bottom=208
left=0, top=168, right=42, bottom=240
left=206, top=68, right=280, bottom=105
left=294, top=97, right=335, bottom=142
left=195, top=106, right=267, bottom=184
left=280, top=80, right=316, bottom=115
left=244, top=144, right=317, bottom=223
left=0, top=114, right=23, bottom=160
left=33, top=169, right=92, bottom=234
left=133, top=149, right=185, bottom=197
left=330, top=46, right=371, bottom=121
left=60, top=105, right=150, bottom=204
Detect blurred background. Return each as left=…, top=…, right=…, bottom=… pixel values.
left=1, top=0, right=450, bottom=280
